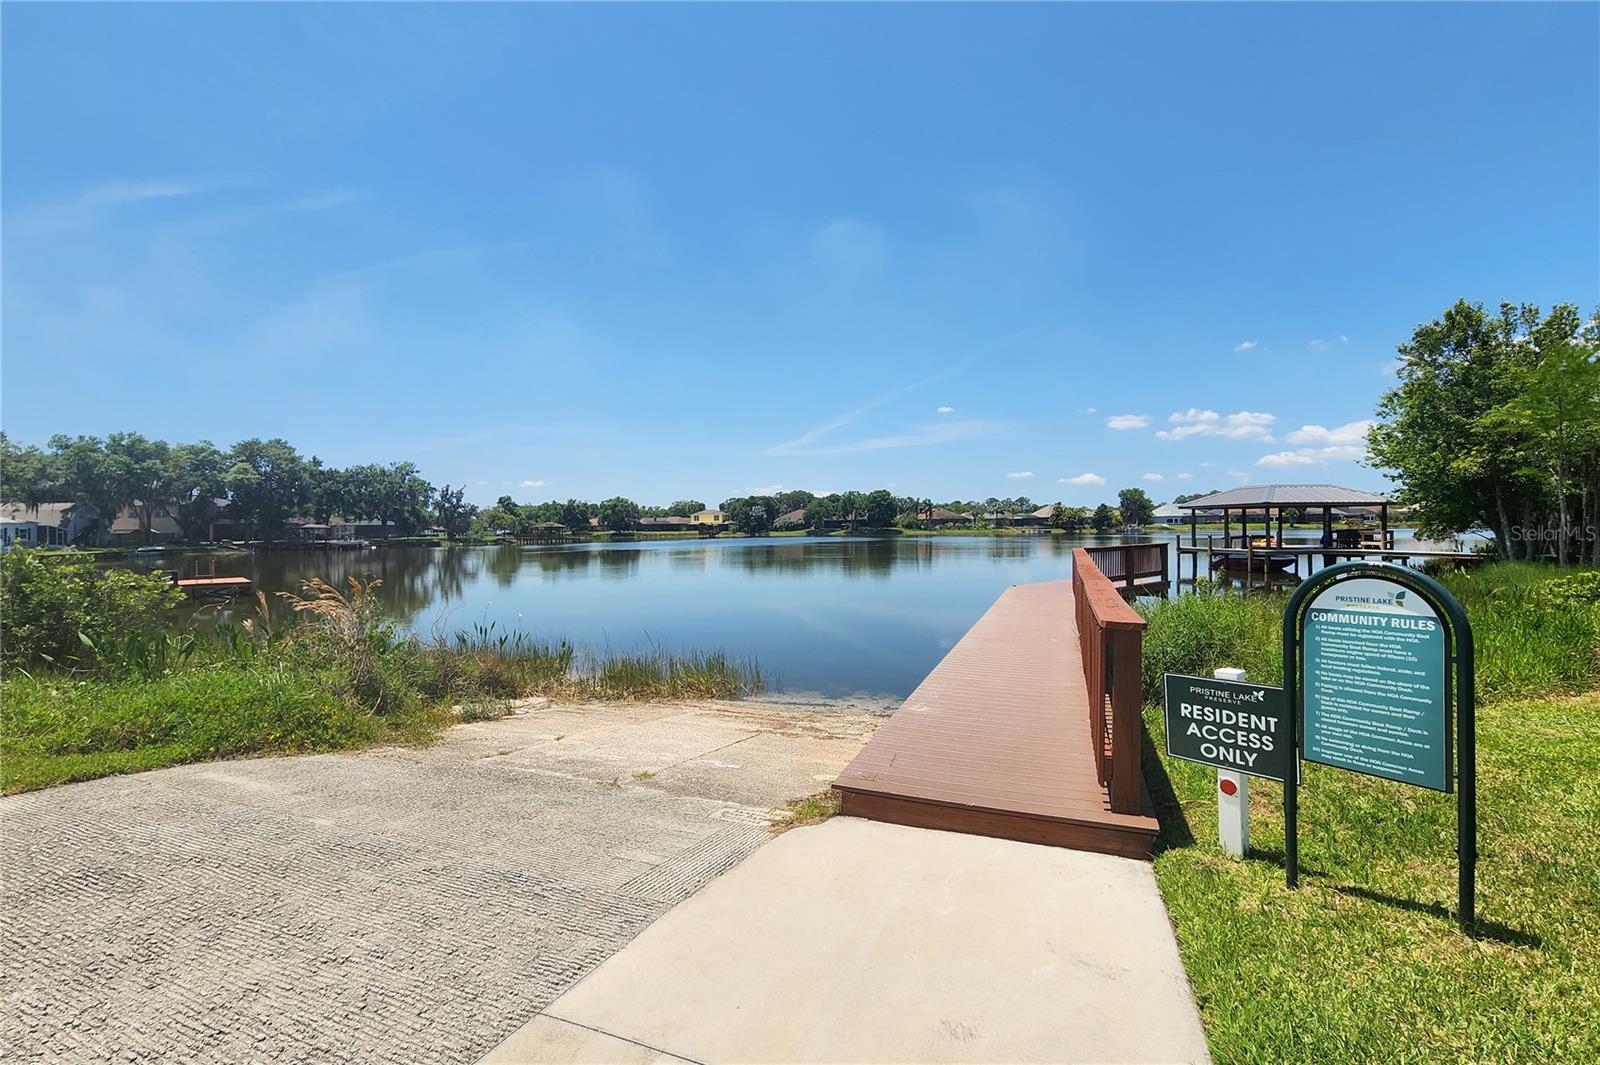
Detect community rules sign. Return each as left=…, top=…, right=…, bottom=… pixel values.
left=1302, top=576, right=1450, bottom=791
left=1164, top=674, right=1291, bottom=781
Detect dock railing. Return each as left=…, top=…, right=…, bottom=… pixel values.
left=1072, top=548, right=1148, bottom=814
left=1082, top=541, right=1169, bottom=595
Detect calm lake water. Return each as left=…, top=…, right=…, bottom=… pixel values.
left=122, top=530, right=1465, bottom=699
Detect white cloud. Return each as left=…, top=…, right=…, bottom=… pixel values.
left=1309, top=335, right=1351, bottom=351
left=1234, top=339, right=1258, bottom=352
left=520, top=479, right=545, bottom=488
left=1105, top=414, right=1150, bottom=431
left=1006, top=470, right=1034, bottom=479
left=1199, top=461, right=1217, bottom=468
left=1142, top=473, right=1164, bottom=483
left=1061, top=473, right=1107, bottom=486
left=1285, top=419, right=1374, bottom=446
left=1378, top=359, right=1402, bottom=376
left=1177, top=472, right=1193, bottom=481
left=749, top=484, right=785, bottom=495
left=1156, top=409, right=1276, bottom=442
left=1082, top=406, right=1098, bottom=414
left=1257, top=444, right=1366, bottom=469
left=937, top=405, right=954, bottom=414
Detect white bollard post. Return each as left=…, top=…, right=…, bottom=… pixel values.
left=1213, top=667, right=1250, bottom=857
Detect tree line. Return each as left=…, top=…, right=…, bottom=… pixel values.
left=1369, top=300, right=1599, bottom=565
left=0, top=432, right=1173, bottom=544
left=0, top=434, right=450, bottom=543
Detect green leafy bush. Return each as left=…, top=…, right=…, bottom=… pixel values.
left=0, top=549, right=181, bottom=673
left=1543, top=570, right=1600, bottom=605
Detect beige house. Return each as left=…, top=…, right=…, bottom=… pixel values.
left=690, top=508, right=727, bottom=525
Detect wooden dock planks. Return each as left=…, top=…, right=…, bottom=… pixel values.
left=832, top=579, right=1160, bottom=859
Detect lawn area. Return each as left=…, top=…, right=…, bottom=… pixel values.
left=1138, top=564, right=1600, bottom=1063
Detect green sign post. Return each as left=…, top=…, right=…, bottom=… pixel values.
left=1283, top=561, right=1477, bottom=932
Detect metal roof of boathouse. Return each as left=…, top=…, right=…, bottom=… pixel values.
left=1177, top=484, right=1393, bottom=510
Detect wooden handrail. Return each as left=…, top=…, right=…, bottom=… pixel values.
left=1072, top=548, right=1148, bottom=814
left=1081, top=541, right=1170, bottom=595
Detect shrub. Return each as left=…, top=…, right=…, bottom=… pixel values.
left=0, top=549, right=181, bottom=673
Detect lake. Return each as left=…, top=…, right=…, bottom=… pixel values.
left=124, top=530, right=1466, bottom=699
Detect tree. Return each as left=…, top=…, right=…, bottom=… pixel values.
left=47, top=435, right=123, bottom=540
left=168, top=441, right=229, bottom=541
left=559, top=499, right=592, bottom=530
left=666, top=499, right=705, bottom=518
left=1117, top=487, right=1156, bottom=526
left=775, top=489, right=816, bottom=515
left=224, top=438, right=310, bottom=542
left=1091, top=503, right=1115, bottom=532
left=598, top=496, right=641, bottom=532
left=435, top=484, right=477, bottom=539
left=306, top=461, right=350, bottom=525
left=862, top=489, right=897, bottom=528
left=804, top=495, right=838, bottom=529
left=104, top=432, right=175, bottom=545
left=1368, top=300, right=1599, bottom=562
left=0, top=433, right=58, bottom=512
left=370, top=462, right=435, bottom=536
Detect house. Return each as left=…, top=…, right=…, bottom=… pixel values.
left=0, top=502, right=101, bottom=548
left=689, top=508, right=727, bottom=525
left=773, top=508, right=809, bottom=530
left=1152, top=503, right=1221, bottom=526
left=639, top=516, right=693, bottom=530
left=108, top=504, right=183, bottom=546
left=927, top=507, right=971, bottom=528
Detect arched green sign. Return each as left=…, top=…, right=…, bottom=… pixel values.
left=1282, top=561, right=1477, bottom=931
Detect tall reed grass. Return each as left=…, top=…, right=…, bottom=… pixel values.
left=1138, top=564, right=1600, bottom=703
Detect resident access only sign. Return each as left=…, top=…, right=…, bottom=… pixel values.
left=1164, top=674, right=1291, bottom=782
left=1302, top=576, right=1450, bottom=791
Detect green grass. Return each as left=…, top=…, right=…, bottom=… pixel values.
left=0, top=665, right=446, bottom=793
left=2, top=632, right=762, bottom=794
left=769, top=789, right=842, bottom=834
left=1137, top=562, right=1600, bottom=1062
left=1144, top=691, right=1599, bottom=1063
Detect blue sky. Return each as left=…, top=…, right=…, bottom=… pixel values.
left=3, top=3, right=1596, bottom=508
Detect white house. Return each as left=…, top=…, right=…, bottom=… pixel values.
left=0, top=502, right=98, bottom=548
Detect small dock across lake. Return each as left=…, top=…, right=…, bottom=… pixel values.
left=833, top=550, right=1159, bottom=859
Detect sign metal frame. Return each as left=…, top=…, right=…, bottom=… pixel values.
left=1281, top=561, right=1477, bottom=932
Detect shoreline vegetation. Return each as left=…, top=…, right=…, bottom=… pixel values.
left=0, top=550, right=761, bottom=794
left=1135, top=561, right=1600, bottom=1062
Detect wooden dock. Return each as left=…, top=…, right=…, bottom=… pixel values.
left=833, top=561, right=1160, bottom=859
left=173, top=575, right=252, bottom=597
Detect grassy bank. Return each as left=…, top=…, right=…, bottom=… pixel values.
left=0, top=557, right=761, bottom=794
left=1137, top=563, right=1600, bottom=1062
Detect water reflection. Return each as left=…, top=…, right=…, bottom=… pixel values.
left=116, top=530, right=1465, bottom=698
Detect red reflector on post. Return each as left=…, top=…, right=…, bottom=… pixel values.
left=1219, top=778, right=1238, bottom=796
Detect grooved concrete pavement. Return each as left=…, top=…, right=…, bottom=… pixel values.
left=1, top=699, right=880, bottom=1064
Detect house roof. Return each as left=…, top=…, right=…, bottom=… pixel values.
left=691, top=508, right=724, bottom=517
left=2, top=502, right=73, bottom=525
left=1177, top=484, right=1394, bottom=510
left=774, top=508, right=808, bottom=525
left=929, top=507, right=968, bottom=521
left=640, top=516, right=691, bottom=526
left=1153, top=503, right=1220, bottom=519
left=1030, top=505, right=1055, bottom=518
